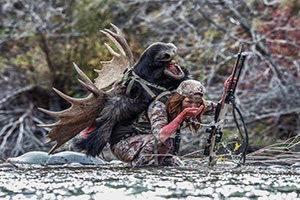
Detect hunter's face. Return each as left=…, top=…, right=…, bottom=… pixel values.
left=182, top=94, right=202, bottom=110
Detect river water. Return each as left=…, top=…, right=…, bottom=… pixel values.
left=1, top=163, right=300, bottom=200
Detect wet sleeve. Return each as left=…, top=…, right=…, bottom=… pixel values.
left=147, top=101, right=169, bottom=140
left=203, top=100, right=217, bottom=115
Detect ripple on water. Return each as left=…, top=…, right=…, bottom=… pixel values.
left=0, top=166, right=300, bottom=199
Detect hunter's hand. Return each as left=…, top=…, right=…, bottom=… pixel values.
left=159, top=105, right=204, bottom=143
left=224, top=75, right=236, bottom=91
left=183, top=105, right=204, bottom=118
left=220, top=75, right=237, bottom=103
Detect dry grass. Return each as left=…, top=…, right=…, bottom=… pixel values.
left=246, top=134, right=300, bottom=166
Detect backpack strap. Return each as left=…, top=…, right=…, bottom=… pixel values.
left=118, top=69, right=168, bottom=99
left=154, top=90, right=172, bottom=104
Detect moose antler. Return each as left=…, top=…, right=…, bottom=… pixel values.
left=94, top=23, right=134, bottom=89
left=38, top=63, right=106, bottom=154
left=38, top=24, right=134, bottom=154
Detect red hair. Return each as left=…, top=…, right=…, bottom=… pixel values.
left=165, top=92, right=206, bottom=133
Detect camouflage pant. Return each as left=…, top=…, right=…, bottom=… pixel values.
left=111, top=134, right=183, bottom=167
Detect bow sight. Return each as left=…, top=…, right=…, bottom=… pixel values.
left=204, top=45, right=249, bottom=167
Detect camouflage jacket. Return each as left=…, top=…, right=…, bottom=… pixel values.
left=131, top=99, right=217, bottom=140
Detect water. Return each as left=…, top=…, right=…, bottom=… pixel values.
left=1, top=164, right=300, bottom=200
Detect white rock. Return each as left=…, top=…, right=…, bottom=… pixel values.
left=8, top=151, right=50, bottom=165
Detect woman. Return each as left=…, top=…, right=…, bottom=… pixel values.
left=109, top=76, right=234, bottom=167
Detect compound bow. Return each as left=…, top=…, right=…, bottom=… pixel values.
left=204, top=45, right=249, bottom=167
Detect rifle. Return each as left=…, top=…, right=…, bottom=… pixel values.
left=204, top=45, right=249, bottom=167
